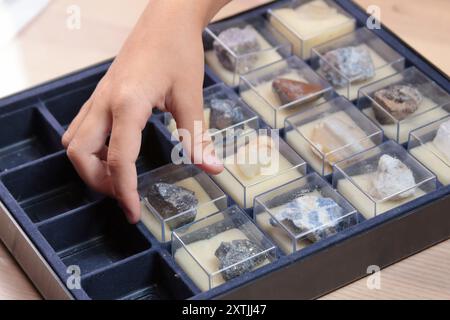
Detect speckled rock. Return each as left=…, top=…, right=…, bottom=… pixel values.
left=215, top=239, right=267, bottom=281
left=146, top=183, right=198, bottom=229
left=209, top=98, right=245, bottom=130
left=370, top=155, right=416, bottom=200
left=319, top=46, right=375, bottom=87
left=373, top=85, right=422, bottom=124
left=214, top=26, right=261, bottom=73
left=272, top=78, right=323, bottom=105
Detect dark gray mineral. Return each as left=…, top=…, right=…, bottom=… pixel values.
left=215, top=239, right=267, bottom=281
left=319, top=46, right=375, bottom=87
left=209, top=98, right=245, bottom=130
left=146, top=182, right=198, bottom=230
left=373, top=85, right=422, bottom=124
left=214, top=26, right=261, bottom=73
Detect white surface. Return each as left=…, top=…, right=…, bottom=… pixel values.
left=410, top=143, right=450, bottom=186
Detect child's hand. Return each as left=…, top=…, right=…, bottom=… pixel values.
left=62, top=0, right=228, bottom=224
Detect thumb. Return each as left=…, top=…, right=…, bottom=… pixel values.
left=170, top=85, right=224, bottom=175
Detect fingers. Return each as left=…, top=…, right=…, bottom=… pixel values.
left=62, top=98, right=92, bottom=148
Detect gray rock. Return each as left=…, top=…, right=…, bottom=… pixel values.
left=319, top=46, right=375, bottom=87
left=373, top=85, right=422, bottom=124
left=214, top=26, right=261, bottom=73
left=209, top=98, right=245, bottom=130
left=215, top=239, right=267, bottom=281
left=146, top=182, right=198, bottom=230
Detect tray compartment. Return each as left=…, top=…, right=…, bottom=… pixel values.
left=38, top=198, right=151, bottom=275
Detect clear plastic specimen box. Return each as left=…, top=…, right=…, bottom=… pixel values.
left=138, top=163, right=227, bottom=242
left=311, top=27, right=405, bottom=100
left=204, top=15, right=291, bottom=86
left=165, top=83, right=259, bottom=142
left=333, top=140, right=436, bottom=219
left=239, top=56, right=333, bottom=128
left=408, top=115, right=450, bottom=186
left=285, top=96, right=383, bottom=175
left=211, top=129, right=307, bottom=208
left=254, top=173, right=359, bottom=254
left=172, top=205, right=277, bottom=291
left=268, top=0, right=356, bottom=59
left=358, top=67, right=450, bottom=144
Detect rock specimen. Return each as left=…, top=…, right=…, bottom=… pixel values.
left=433, top=119, right=450, bottom=162
left=271, top=195, right=344, bottom=243
left=236, top=135, right=276, bottom=179
left=370, top=155, right=416, bottom=200
left=214, top=26, right=261, bottom=73
left=373, top=85, right=422, bottom=124
left=215, top=239, right=267, bottom=281
left=209, top=98, right=245, bottom=130
left=319, top=46, right=375, bottom=87
left=272, top=78, right=323, bottom=105
left=309, top=112, right=373, bottom=165
left=146, top=182, right=198, bottom=230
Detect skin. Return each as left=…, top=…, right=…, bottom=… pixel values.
left=62, top=0, right=231, bottom=224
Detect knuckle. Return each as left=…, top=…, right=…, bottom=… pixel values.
left=61, top=132, right=71, bottom=148
left=66, top=141, right=81, bottom=161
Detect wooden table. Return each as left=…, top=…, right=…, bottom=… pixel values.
left=0, top=0, right=449, bottom=300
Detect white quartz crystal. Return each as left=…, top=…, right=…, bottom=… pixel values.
left=236, top=135, right=275, bottom=179
left=433, top=119, right=450, bottom=162
left=370, top=155, right=416, bottom=200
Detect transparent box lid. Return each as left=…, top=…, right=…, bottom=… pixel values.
left=204, top=15, right=291, bottom=86
left=285, top=96, right=383, bottom=175
left=239, top=56, right=333, bottom=128
left=408, top=115, right=450, bottom=186
left=254, top=172, right=359, bottom=254
left=211, top=129, right=307, bottom=208
left=164, top=83, right=259, bottom=143
left=358, top=66, right=450, bottom=144
left=333, top=140, right=436, bottom=219
left=311, top=27, right=405, bottom=100
left=172, top=205, right=277, bottom=291
left=268, top=0, right=356, bottom=59
left=138, top=163, right=227, bottom=242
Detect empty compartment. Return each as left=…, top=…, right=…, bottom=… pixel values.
left=212, top=129, right=307, bottom=208
left=269, top=0, right=356, bottom=59
left=0, top=107, right=62, bottom=171
left=240, top=56, right=333, bottom=128
left=285, top=96, right=383, bottom=175
left=204, top=15, right=291, bottom=86
left=39, top=199, right=151, bottom=274
left=172, top=205, right=277, bottom=292
left=81, top=251, right=194, bottom=300
left=408, top=115, right=450, bottom=186
left=333, top=140, right=436, bottom=219
left=1, top=153, right=99, bottom=222
left=358, top=67, right=450, bottom=144
left=254, top=173, right=359, bottom=254
left=138, top=163, right=227, bottom=242
left=311, top=28, right=405, bottom=100
left=164, top=83, right=259, bottom=143
left=44, top=84, right=96, bottom=128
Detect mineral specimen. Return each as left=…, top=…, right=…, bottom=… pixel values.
left=433, top=119, right=450, bottom=162
left=373, top=85, right=422, bottom=124
left=236, top=135, right=275, bottom=179
left=209, top=98, right=245, bottom=130
left=370, top=155, right=416, bottom=200
left=214, top=26, right=261, bottom=73
left=215, top=239, right=267, bottom=281
left=272, top=78, right=323, bottom=105
left=146, top=182, right=198, bottom=229
left=319, top=46, right=375, bottom=87
left=309, top=112, right=372, bottom=165
left=271, top=195, right=344, bottom=242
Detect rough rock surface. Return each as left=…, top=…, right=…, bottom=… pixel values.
left=272, top=78, right=323, bottom=105
left=146, top=182, right=198, bottom=229
left=209, top=98, right=245, bottom=130
left=215, top=239, right=267, bottom=281
left=373, top=85, right=422, bottom=124
left=214, top=26, right=261, bottom=73
left=433, top=119, right=450, bottom=162
left=319, top=46, right=375, bottom=87
left=370, top=155, right=416, bottom=200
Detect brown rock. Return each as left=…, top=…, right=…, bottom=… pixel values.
left=272, top=78, right=323, bottom=105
